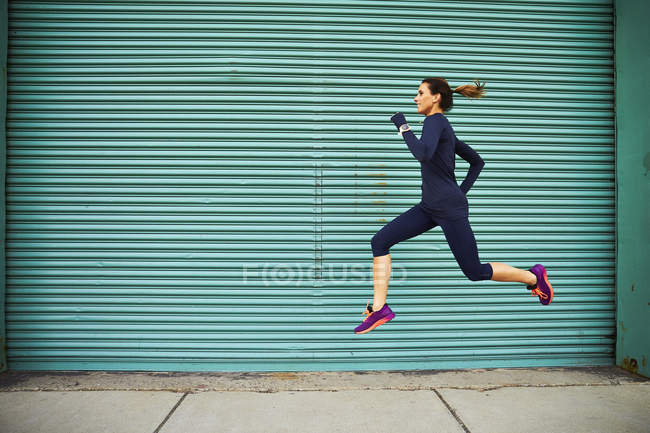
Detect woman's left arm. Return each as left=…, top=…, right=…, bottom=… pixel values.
left=390, top=113, right=443, bottom=163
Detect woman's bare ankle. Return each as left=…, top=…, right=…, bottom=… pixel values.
left=527, top=271, right=538, bottom=287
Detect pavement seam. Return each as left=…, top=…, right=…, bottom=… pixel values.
left=3, top=382, right=649, bottom=392
left=153, top=391, right=188, bottom=433
left=433, top=389, right=471, bottom=433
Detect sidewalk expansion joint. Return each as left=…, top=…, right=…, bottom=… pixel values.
left=153, top=391, right=188, bottom=433
left=433, top=389, right=471, bottom=433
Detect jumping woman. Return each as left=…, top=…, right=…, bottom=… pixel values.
left=354, top=77, right=553, bottom=335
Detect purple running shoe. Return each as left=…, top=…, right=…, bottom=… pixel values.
left=527, top=264, right=554, bottom=305
left=354, top=303, right=395, bottom=334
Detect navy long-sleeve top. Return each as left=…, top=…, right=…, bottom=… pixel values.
left=400, top=113, right=485, bottom=214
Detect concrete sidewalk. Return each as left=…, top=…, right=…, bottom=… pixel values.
left=0, top=367, right=648, bottom=433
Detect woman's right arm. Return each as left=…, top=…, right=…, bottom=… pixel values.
left=455, top=137, right=485, bottom=194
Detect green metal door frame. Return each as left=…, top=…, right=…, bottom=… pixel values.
left=614, top=0, right=650, bottom=378
left=1, top=0, right=8, bottom=373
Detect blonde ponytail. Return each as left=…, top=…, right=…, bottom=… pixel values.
left=453, top=79, right=487, bottom=99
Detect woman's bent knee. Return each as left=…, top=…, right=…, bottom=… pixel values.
left=462, top=263, right=493, bottom=281
left=371, top=234, right=390, bottom=257
left=463, top=268, right=483, bottom=282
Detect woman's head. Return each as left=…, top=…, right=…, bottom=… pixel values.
left=414, top=78, right=486, bottom=115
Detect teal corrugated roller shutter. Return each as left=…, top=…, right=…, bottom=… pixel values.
left=6, top=1, right=615, bottom=371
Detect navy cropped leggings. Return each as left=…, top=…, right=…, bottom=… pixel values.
left=371, top=203, right=493, bottom=281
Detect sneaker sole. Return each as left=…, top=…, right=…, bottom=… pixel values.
left=354, top=314, right=395, bottom=335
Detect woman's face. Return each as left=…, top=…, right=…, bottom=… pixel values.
left=414, top=83, right=441, bottom=115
